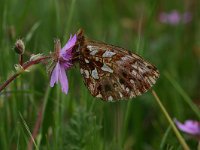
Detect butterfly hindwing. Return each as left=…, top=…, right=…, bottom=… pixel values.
left=77, top=37, right=159, bottom=101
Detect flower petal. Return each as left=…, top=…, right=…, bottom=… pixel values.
left=50, top=63, right=60, bottom=87
left=61, top=61, right=72, bottom=70
left=167, top=11, right=181, bottom=25
left=60, top=34, right=77, bottom=55
left=58, top=64, right=69, bottom=94
left=175, top=119, right=200, bottom=135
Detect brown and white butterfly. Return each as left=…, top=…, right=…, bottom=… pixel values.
left=72, top=29, right=159, bottom=101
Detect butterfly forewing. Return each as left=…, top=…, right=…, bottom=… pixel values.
left=76, top=31, right=159, bottom=101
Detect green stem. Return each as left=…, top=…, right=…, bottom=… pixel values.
left=65, top=0, right=76, bottom=36
left=164, top=72, right=200, bottom=119
left=151, top=89, right=190, bottom=150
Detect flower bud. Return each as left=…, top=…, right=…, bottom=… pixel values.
left=14, top=64, right=24, bottom=73
left=14, top=39, right=25, bottom=54
left=14, top=64, right=30, bottom=73
left=30, top=53, right=43, bottom=61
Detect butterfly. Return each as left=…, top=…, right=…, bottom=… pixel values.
left=72, top=29, right=159, bottom=101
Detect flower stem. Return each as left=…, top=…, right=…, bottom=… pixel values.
left=198, top=141, right=200, bottom=150
left=151, top=89, right=190, bottom=150
left=0, top=56, right=50, bottom=93
left=27, top=104, right=43, bottom=150
left=0, top=73, right=20, bottom=93
left=19, top=54, right=23, bottom=66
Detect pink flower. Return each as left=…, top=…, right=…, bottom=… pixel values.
left=50, top=34, right=77, bottom=94
left=174, top=119, right=200, bottom=136
left=159, top=10, right=192, bottom=25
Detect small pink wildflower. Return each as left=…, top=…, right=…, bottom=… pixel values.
left=174, top=119, right=200, bottom=136
left=159, top=10, right=192, bottom=25
left=50, top=34, right=77, bottom=94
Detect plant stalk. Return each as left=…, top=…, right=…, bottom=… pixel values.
left=151, top=89, right=190, bottom=150
left=0, top=56, right=50, bottom=93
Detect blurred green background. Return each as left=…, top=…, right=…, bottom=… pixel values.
left=0, top=0, right=200, bottom=149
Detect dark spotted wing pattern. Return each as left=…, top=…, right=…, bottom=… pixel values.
left=73, top=29, right=159, bottom=101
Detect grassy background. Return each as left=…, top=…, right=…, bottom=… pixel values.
left=0, top=0, right=200, bottom=149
